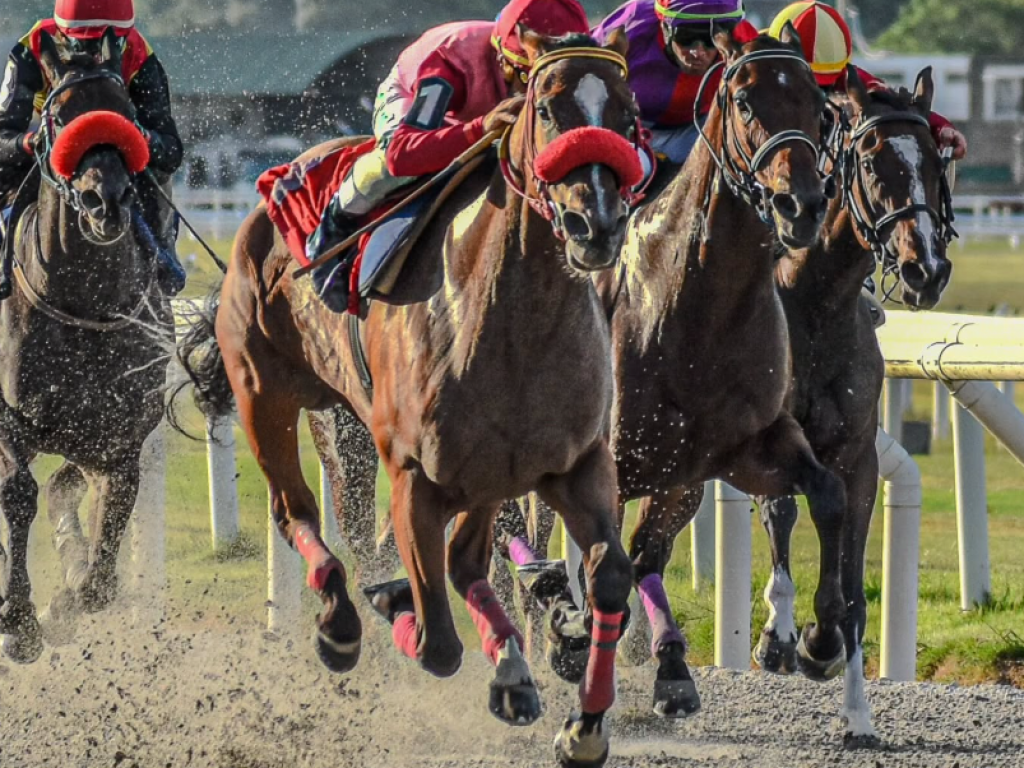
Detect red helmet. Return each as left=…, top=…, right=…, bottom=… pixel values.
left=492, top=0, right=590, bottom=69
left=54, top=0, right=135, bottom=40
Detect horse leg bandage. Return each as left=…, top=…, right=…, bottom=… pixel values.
left=466, top=579, right=523, bottom=665
left=293, top=524, right=345, bottom=592
left=392, top=612, right=419, bottom=659
left=509, top=537, right=539, bottom=567
left=580, top=609, right=624, bottom=714
left=638, top=573, right=685, bottom=656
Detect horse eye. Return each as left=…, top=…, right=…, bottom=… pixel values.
left=734, top=95, right=752, bottom=123
left=537, top=106, right=552, bottom=123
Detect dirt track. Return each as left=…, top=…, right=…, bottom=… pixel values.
left=2, top=602, right=1022, bottom=768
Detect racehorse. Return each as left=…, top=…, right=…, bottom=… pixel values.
left=178, top=30, right=645, bottom=767
left=0, top=29, right=170, bottom=663
left=751, top=66, right=954, bottom=742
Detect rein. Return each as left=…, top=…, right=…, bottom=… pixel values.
left=694, top=49, right=822, bottom=228
left=498, top=46, right=653, bottom=240
left=840, top=111, right=957, bottom=290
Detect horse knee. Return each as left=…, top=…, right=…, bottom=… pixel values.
left=0, top=470, right=38, bottom=525
left=590, top=542, right=633, bottom=613
left=805, top=470, right=846, bottom=527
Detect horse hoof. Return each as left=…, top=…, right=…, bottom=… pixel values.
left=363, top=578, right=413, bottom=624
left=313, top=627, right=361, bottom=674
left=796, top=624, right=845, bottom=682
left=517, top=560, right=570, bottom=606
left=39, top=610, right=78, bottom=647
left=843, top=732, right=882, bottom=750
left=753, top=630, right=798, bottom=675
left=554, top=715, right=609, bottom=768
left=0, top=619, right=43, bottom=665
left=653, top=677, right=701, bottom=718
left=545, top=602, right=589, bottom=684
left=489, top=638, right=541, bottom=726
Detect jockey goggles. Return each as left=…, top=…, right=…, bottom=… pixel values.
left=666, top=19, right=740, bottom=50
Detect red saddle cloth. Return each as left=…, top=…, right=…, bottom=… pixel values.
left=256, top=139, right=376, bottom=267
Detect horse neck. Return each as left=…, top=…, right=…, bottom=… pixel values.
left=29, top=180, right=149, bottom=316
left=774, top=190, right=875, bottom=329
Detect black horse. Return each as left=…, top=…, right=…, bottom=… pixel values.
left=0, top=29, right=171, bottom=662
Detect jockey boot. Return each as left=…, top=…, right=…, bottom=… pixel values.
left=363, top=578, right=415, bottom=624
left=132, top=207, right=186, bottom=296
left=307, top=193, right=360, bottom=313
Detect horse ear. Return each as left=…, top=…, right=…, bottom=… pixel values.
left=846, top=64, right=870, bottom=114
left=712, top=25, right=740, bottom=61
left=777, top=21, right=804, bottom=56
left=37, top=30, right=66, bottom=84
left=913, top=66, right=934, bottom=115
left=604, top=26, right=629, bottom=60
left=100, top=27, right=122, bottom=74
left=517, top=23, right=549, bottom=65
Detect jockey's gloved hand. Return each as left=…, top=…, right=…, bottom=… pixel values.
left=483, top=95, right=527, bottom=135
left=937, top=126, right=967, bottom=161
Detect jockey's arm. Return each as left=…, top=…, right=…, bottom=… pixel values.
left=128, top=53, right=183, bottom=176
left=852, top=65, right=967, bottom=159
left=0, top=44, right=44, bottom=171
left=384, top=52, right=485, bottom=179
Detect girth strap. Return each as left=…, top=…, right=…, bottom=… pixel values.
left=348, top=313, right=373, bottom=399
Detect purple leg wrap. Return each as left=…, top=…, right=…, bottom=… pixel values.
left=638, top=573, right=685, bottom=656
left=509, top=536, right=539, bottom=567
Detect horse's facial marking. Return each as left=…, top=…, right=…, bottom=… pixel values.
left=886, top=134, right=936, bottom=247
left=574, top=73, right=608, bottom=127
left=778, top=71, right=788, bottom=87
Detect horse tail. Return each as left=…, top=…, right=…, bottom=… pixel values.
left=166, top=288, right=235, bottom=436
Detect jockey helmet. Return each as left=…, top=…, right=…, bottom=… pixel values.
left=655, top=0, right=745, bottom=49
left=769, top=1, right=852, bottom=87
left=54, top=0, right=135, bottom=40
left=492, top=0, right=590, bottom=70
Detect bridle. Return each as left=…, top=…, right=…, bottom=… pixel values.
left=694, top=49, right=824, bottom=228
left=499, top=46, right=656, bottom=240
left=34, top=67, right=135, bottom=241
left=839, top=109, right=957, bottom=296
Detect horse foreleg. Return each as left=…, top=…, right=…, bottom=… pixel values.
left=728, top=413, right=847, bottom=683
left=628, top=485, right=703, bottom=717
left=837, top=440, right=880, bottom=744
left=78, top=460, right=141, bottom=614
left=0, top=446, right=42, bottom=664
left=44, top=461, right=89, bottom=589
left=450, top=507, right=540, bottom=726
left=379, top=466, right=462, bottom=678
left=751, top=495, right=800, bottom=674
left=538, top=444, right=632, bottom=768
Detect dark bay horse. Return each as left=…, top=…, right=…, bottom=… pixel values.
left=0, top=30, right=170, bottom=663
left=179, top=31, right=645, bottom=767
left=750, top=67, right=954, bottom=742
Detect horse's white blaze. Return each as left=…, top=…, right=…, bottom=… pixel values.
left=841, top=638, right=877, bottom=739
left=575, top=73, right=608, bottom=127
left=887, top=135, right=937, bottom=257
left=778, top=72, right=789, bottom=87
left=763, top=566, right=798, bottom=642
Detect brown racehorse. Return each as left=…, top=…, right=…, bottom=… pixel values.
left=751, top=67, right=954, bottom=742
left=0, top=30, right=170, bottom=663
left=178, top=31, right=644, bottom=767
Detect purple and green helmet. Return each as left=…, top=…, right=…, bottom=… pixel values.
left=654, top=0, right=745, bottom=27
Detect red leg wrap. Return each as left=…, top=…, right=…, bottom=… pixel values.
left=293, top=523, right=345, bottom=591
left=580, top=609, right=623, bottom=715
left=392, top=612, right=419, bottom=660
left=466, top=579, right=523, bottom=665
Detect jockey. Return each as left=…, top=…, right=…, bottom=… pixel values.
left=306, top=0, right=591, bottom=312
left=767, top=1, right=968, bottom=159
left=0, top=0, right=185, bottom=299
left=591, top=0, right=759, bottom=164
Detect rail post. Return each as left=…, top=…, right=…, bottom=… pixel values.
left=690, top=480, right=716, bottom=590
left=951, top=395, right=991, bottom=609
left=714, top=481, right=752, bottom=670
left=206, top=415, right=240, bottom=551
left=131, top=423, right=167, bottom=624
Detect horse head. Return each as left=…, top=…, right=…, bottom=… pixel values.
left=707, top=24, right=828, bottom=249
left=36, top=28, right=148, bottom=246
left=504, top=27, right=640, bottom=271
left=843, top=66, right=953, bottom=309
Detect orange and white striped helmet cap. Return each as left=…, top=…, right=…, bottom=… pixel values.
left=769, top=1, right=851, bottom=86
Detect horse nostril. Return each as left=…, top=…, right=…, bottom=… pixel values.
left=80, top=189, right=105, bottom=217
left=772, top=193, right=798, bottom=221
left=900, top=260, right=929, bottom=289
left=562, top=210, right=594, bottom=242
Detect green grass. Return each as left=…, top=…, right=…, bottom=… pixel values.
left=20, top=238, right=1024, bottom=687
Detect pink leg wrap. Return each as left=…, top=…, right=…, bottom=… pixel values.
left=466, top=579, right=523, bottom=665
left=293, top=523, right=345, bottom=592
left=580, top=609, right=623, bottom=715
left=639, top=573, right=685, bottom=656
left=392, top=612, right=419, bottom=659
left=508, top=536, right=539, bottom=567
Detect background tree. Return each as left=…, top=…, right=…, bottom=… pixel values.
left=877, top=0, right=1024, bottom=56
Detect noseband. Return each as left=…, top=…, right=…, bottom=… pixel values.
left=840, top=111, right=957, bottom=282
left=499, top=47, right=653, bottom=240
left=695, top=49, right=822, bottom=227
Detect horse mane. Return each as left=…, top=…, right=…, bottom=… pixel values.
left=545, top=32, right=600, bottom=50
left=869, top=87, right=918, bottom=112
